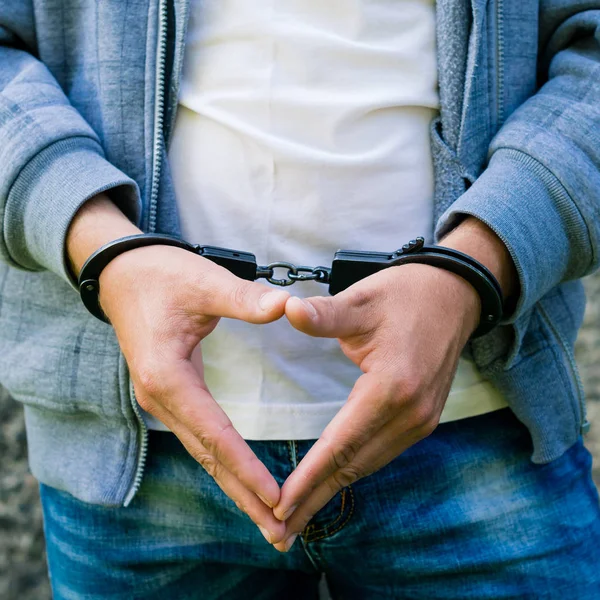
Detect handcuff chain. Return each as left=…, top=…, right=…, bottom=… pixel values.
left=257, top=262, right=331, bottom=287
left=255, top=239, right=423, bottom=287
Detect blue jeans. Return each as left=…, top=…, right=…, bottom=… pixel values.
left=40, top=409, right=600, bottom=599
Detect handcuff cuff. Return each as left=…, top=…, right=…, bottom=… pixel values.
left=78, top=234, right=504, bottom=338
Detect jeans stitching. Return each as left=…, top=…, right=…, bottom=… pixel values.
left=304, top=485, right=355, bottom=543
left=287, top=440, right=297, bottom=471
left=305, top=487, right=347, bottom=538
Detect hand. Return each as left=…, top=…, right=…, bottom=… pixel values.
left=102, top=246, right=292, bottom=544
left=67, top=195, right=290, bottom=546
left=271, top=263, right=481, bottom=551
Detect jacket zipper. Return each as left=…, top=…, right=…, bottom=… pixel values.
left=124, top=0, right=169, bottom=506
left=538, top=304, right=590, bottom=436
left=148, top=0, right=169, bottom=234
left=495, top=0, right=505, bottom=129
left=123, top=380, right=149, bottom=507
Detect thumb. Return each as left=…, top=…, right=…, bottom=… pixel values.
left=199, top=264, right=290, bottom=324
left=285, top=295, right=366, bottom=338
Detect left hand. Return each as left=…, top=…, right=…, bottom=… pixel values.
left=272, top=262, right=482, bottom=552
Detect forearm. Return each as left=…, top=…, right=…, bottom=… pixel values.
left=0, top=3, right=140, bottom=280
left=440, top=216, right=519, bottom=315
left=66, top=194, right=141, bottom=279
left=436, top=7, right=600, bottom=324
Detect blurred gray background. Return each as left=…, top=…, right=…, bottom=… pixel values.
left=1, top=273, right=599, bottom=599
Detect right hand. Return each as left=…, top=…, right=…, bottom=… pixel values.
left=98, top=243, right=290, bottom=545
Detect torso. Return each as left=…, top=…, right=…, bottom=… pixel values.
left=158, top=0, right=506, bottom=438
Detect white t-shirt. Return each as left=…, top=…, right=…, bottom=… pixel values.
left=148, top=0, right=507, bottom=437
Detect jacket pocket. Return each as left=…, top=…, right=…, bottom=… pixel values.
left=430, top=116, right=472, bottom=222
left=0, top=265, right=124, bottom=418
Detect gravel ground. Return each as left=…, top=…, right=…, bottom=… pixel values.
left=0, top=387, right=49, bottom=600
left=1, top=273, right=599, bottom=599
left=577, top=273, right=600, bottom=485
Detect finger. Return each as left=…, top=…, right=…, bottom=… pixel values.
left=141, top=395, right=287, bottom=543
left=138, top=359, right=281, bottom=509
left=272, top=480, right=338, bottom=553
left=274, top=372, right=395, bottom=521
left=194, top=260, right=290, bottom=324
left=170, top=422, right=287, bottom=545
left=274, top=414, right=428, bottom=552
left=284, top=289, right=376, bottom=338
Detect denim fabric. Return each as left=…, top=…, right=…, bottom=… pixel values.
left=0, top=0, right=599, bottom=505
left=40, top=409, right=600, bottom=600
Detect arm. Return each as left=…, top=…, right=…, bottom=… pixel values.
left=271, top=217, right=517, bottom=551
left=66, top=194, right=291, bottom=546
left=436, top=0, right=600, bottom=325
left=271, top=2, right=600, bottom=550
left=0, top=1, right=140, bottom=282
left=1, top=5, right=287, bottom=545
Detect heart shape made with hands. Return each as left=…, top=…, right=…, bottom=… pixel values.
left=70, top=200, right=509, bottom=553
left=208, top=263, right=479, bottom=553
left=106, top=236, right=489, bottom=554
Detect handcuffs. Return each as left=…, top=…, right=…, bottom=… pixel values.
left=78, top=234, right=504, bottom=337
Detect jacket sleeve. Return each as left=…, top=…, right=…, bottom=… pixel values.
left=435, top=0, right=600, bottom=324
left=0, top=2, right=141, bottom=284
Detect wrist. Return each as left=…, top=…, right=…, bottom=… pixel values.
left=81, top=236, right=201, bottom=324
left=66, top=193, right=141, bottom=279
left=385, top=262, right=481, bottom=341
left=424, top=265, right=482, bottom=339
left=440, top=216, right=519, bottom=314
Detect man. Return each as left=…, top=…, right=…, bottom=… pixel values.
left=0, top=0, right=599, bottom=598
